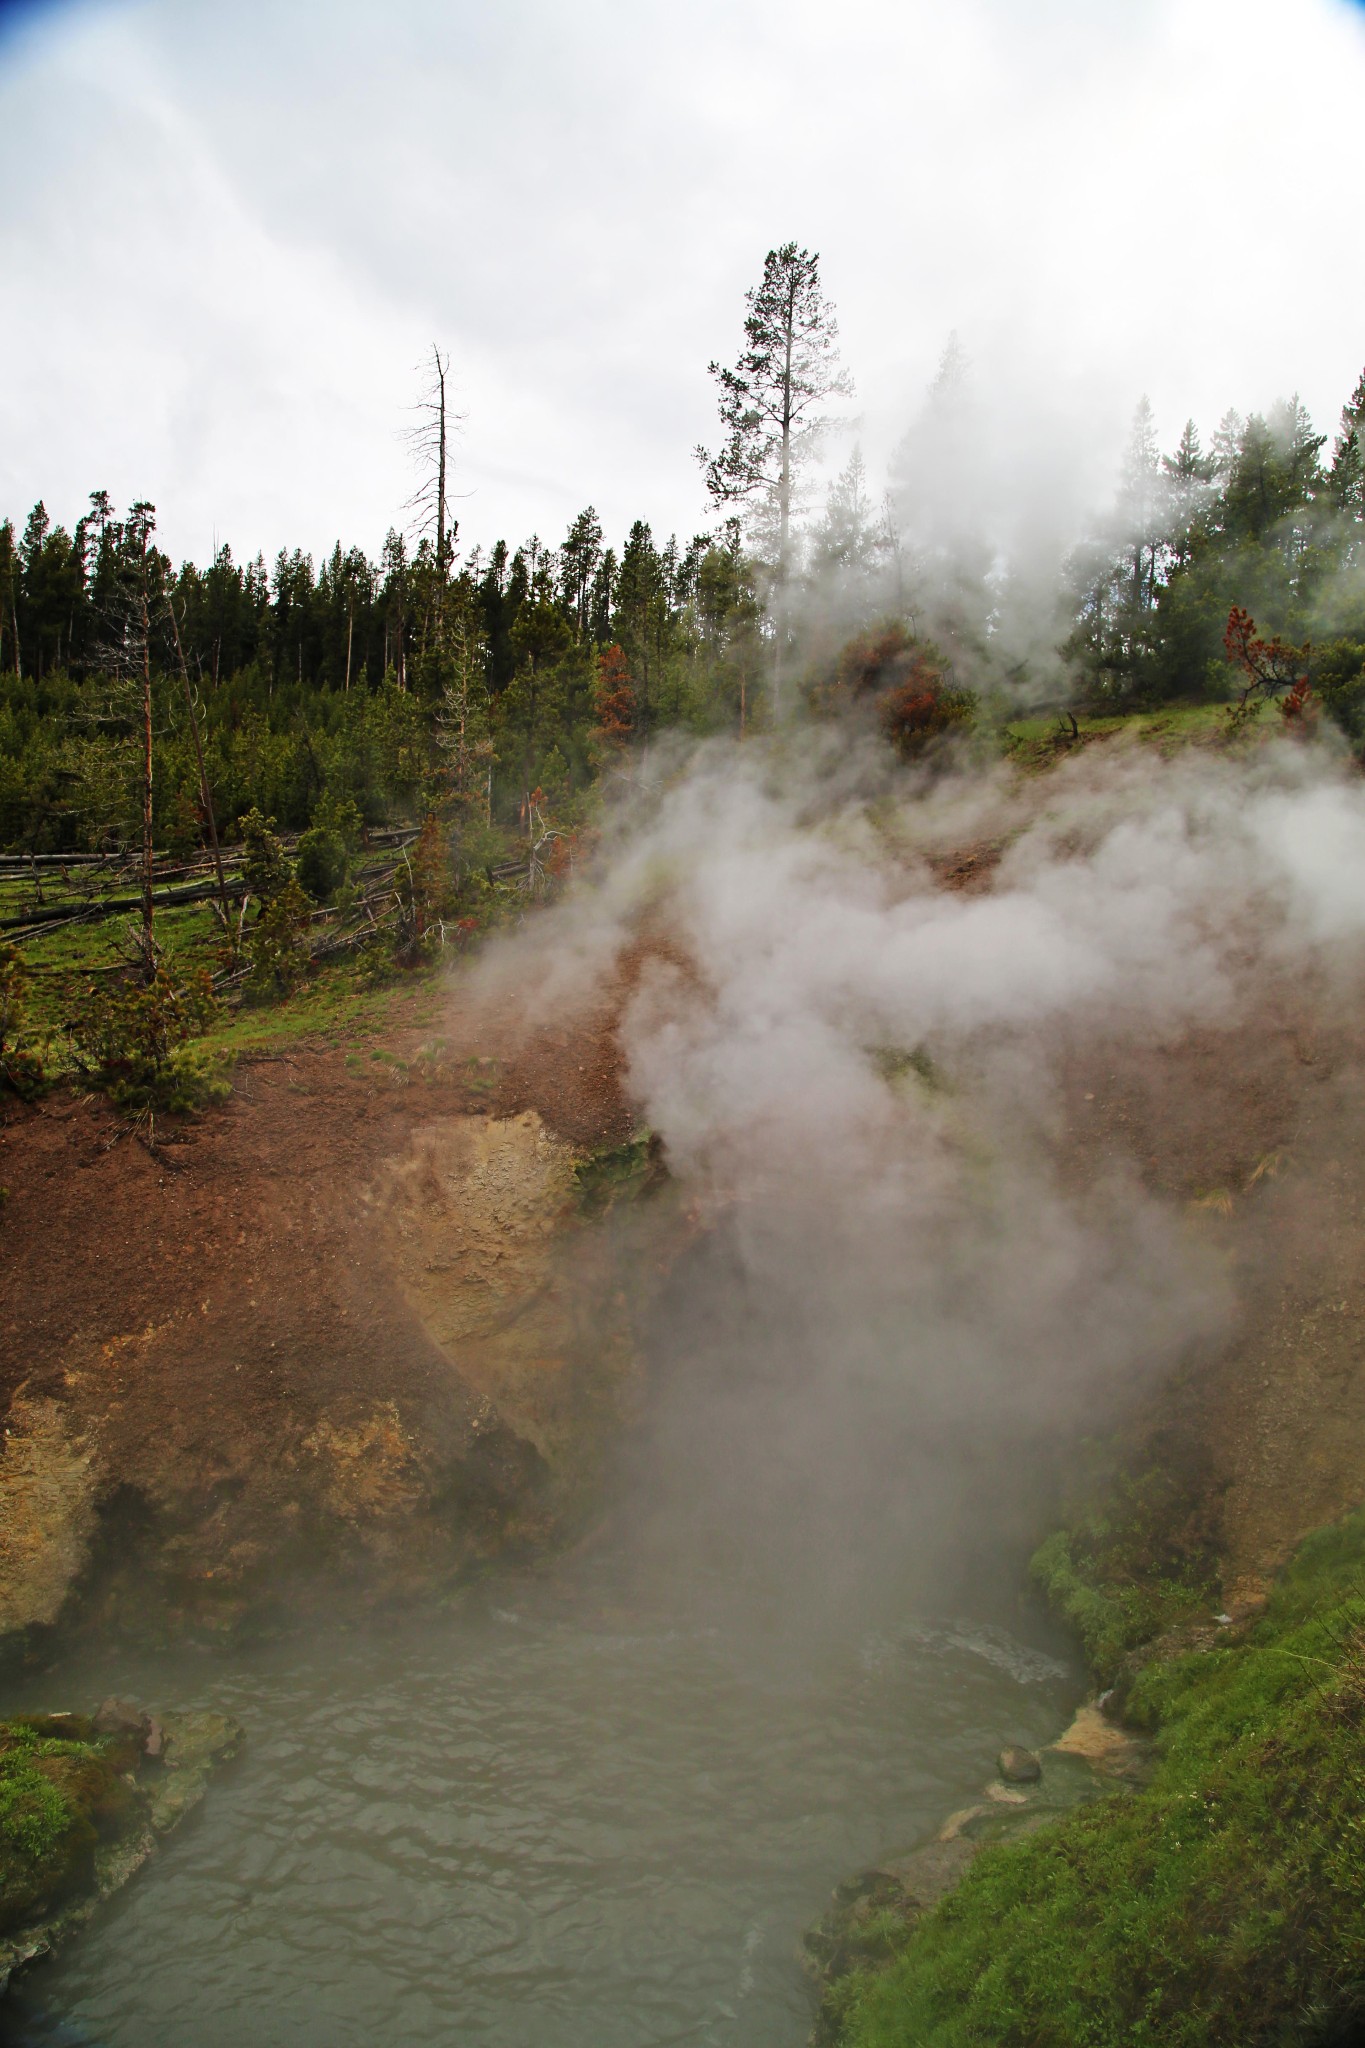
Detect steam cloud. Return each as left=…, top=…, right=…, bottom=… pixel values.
left=466, top=729, right=1365, bottom=1621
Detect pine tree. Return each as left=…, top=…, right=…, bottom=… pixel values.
left=1118, top=397, right=1165, bottom=622
left=812, top=447, right=881, bottom=577
left=1328, top=367, right=1365, bottom=517
left=434, top=590, right=492, bottom=822
left=90, top=502, right=163, bottom=972
left=1161, top=420, right=1217, bottom=567
left=0, top=521, right=17, bottom=677
left=887, top=335, right=992, bottom=674
left=1065, top=402, right=1172, bottom=701
left=380, top=530, right=409, bottom=688
left=558, top=508, right=603, bottom=638
left=613, top=522, right=669, bottom=739
left=697, top=243, right=851, bottom=713
left=405, top=346, right=461, bottom=648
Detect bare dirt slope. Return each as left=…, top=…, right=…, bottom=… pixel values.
left=0, top=971, right=655, bottom=1650
left=1051, top=997, right=1365, bottom=1605
left=2, top=877, right=1362, bottom=1654
left=923, top=813, right=1365, bottom=1607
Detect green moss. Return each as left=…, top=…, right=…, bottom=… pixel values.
left=0, top=1764, right=72, bottom=1863
left=572, top=1132, right=666, bottom=1216
left=1029, top=1458, right=1223, bottom=1685
left=0, top=1717, right=141, bottom=1935
left=869, top=1044, right=944, bottom=1092
left=832, top=1508, right=1365, bottom=2048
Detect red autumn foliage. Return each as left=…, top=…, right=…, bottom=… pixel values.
left=827, top=623, right=973, bottom=759
left=1223, top=605, right=1316, bottom=734
left=1224, top=604, right=1309, bottom=697
left=594, top=644, right=636, bottom=747
left=1278, top=675, right=1317, bottom=728
left=877, top=682, right=965, bottom=755
left=835, top=622, right=930, bottom=699
left=543, top=830, right=579, bottom=881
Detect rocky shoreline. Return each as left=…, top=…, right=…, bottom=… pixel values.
left=0, top=1701, right=241, bottom=2002
left=802, top=1698, right=1153, bottom=2045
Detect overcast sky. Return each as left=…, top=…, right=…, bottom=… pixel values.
left=3, top=0, right=1364, bottom=570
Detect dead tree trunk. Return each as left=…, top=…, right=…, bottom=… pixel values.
left=168, top=598, right=233, bottom=942
left=139, top=583, right=155, bottom=977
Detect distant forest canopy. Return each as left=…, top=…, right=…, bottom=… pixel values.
left=2, top=245, right=1365, bottom=854
left=0, top=499, right=766, bottom=850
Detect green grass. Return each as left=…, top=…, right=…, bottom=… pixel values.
left=831, top=1509, right=1365, bottom=2048
left=4, top=701, right=1232, bottom=1103
left=202, top=961, right=445, bottom=1059
left=1029, top=1458, right=1224, bottom=1685
left=1030, top=1521, right=1212, bottom=1683
left=6, top=904, right=454, bottom=1098
left=998, top=701, right=1233, bottom=768
left=0, top=1752, right=71, bottom=1863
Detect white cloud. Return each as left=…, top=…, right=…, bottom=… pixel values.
left=1, top=0, right=1363, bottom=568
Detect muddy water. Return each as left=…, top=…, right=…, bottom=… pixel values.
left=2, top=1557, right=1077, bottom=2048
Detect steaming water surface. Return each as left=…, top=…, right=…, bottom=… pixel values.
left=3, top=1558, right=1077, bottom=2048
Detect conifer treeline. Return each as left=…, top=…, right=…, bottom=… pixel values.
left=1064, top=378, right=1365, bottom=720
left=3, top=355, right=1365, bottom=856
left=0, top=502, right=761, bottom=850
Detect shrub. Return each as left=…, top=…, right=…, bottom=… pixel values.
left=878, top=674, right=975, bottom=758
left=311, top=790, right=364, bottom=850
left=1314, top=640, right=1365, bottom=749
left=819, top=623, right=976, bottom=759
left=0, top=941, right=47, bottom=1099
left=394, top=813, right=455, bottom=964
left=238, top=805, right=293, bottom=903
left=244, top=878, right=313, bottom=997
left=295, top=825, right=349, bottom=903
left=238, top=805, right=313, bottom=997
left=1030, top=1458, right=1224, bottom=1685
left=67, top=963, right=221, bottom=1110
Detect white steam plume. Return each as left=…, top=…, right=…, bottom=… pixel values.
left=463, top=731, right=1365, bottom=1617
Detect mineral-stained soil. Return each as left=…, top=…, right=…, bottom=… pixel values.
left=0, top=966, right=668, bottom=1654
left=1050, top=1004, right=1365, bottom=1607
left=3, top=868, right=1364, bottom=1657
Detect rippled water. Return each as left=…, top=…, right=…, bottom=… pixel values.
left=2, top=1558, right=1077, bottom=2048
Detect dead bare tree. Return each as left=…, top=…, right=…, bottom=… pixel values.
left=166, top=595, right=233, bottom=942
left=404, top=346, right=464, bottom=647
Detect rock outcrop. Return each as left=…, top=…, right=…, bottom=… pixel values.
left=0, top=1704, right=240, bottom=1997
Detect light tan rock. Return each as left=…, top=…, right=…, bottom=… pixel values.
left=0, top=1395, right=97, bottom=1635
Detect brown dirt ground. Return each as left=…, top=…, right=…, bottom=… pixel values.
left=1051, top=999, right=1365, bottom=1606
left=0, top=955, right=656, bottom=1648
left=2, top=876, right=1363, bottom=1648
left=926, top=839, right=1365, bottom=1606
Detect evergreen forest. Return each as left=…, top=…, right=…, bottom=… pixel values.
left=4, top=299, right=1365, bottom=869
left=2, top=244, right=1365, bottom=1112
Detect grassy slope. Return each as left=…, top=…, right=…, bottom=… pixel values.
left=834, top=1514, right=1365, bottom=2048
left=7, top=702, right=1238, bottom=1065
left=4, top=835, right=433, bottom=1041
left=998, top=699, right=1234, bottom=770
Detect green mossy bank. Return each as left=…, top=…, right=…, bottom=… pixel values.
left=0, top=1706, right=240, bottom=1995
left=825, top=1512, right=1365, bottom=2048
left=0, top=1715, right=140, bottom=1938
